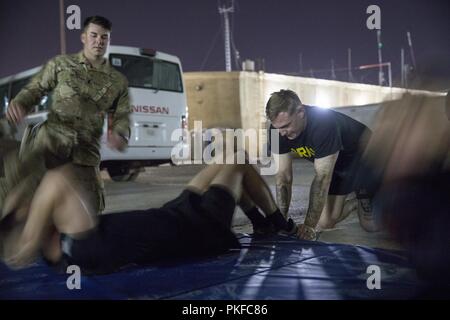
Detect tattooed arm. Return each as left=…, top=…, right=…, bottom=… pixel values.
left=274, top=153, right=293, bottom=217
left=303, top=152, right=339, bottom=229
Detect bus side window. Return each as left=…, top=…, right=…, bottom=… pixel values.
left=10, top=76, right=38, bottom=113
left=38, top=95, right=51, bottom=112
left=0, top=83, right=9, bottom=116
left=153, top=61, right=183, bottom=92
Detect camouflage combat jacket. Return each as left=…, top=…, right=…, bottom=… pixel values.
left=12, top=51, right=131, bottom=166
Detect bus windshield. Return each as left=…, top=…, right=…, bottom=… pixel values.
left=109, top=54, right=183, bottom=93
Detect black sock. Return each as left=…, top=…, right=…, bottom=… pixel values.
left=267, top=209, right=288, bottom=230
left=244, top=207, right=267, bottom=228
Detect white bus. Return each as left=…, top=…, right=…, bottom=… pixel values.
left=0, top=45, right=188, bottom=181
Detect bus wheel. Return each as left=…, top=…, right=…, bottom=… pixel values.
left=107, top=164, right=140, bottom=182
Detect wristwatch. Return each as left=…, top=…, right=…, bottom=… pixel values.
left=303, top=224, right=318, bottom=240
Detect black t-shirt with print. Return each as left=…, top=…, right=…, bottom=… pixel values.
left=270, top=105, right=370, bottom=173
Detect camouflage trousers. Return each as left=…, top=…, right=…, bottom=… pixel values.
left=0, top=121, right=105, bottom=218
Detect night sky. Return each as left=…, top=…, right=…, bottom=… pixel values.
left=1, top=0, right=449, bottom=88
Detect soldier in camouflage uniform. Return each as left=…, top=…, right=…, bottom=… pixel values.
left=1, top=16, right=130, bottom=218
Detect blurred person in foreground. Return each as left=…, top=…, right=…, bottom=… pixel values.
left=364, top=91, right=449, bottom=295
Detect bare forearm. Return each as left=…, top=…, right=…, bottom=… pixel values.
left=111, top=112, right=131, bottom=140
left=276, top=181, right=292, bottom=216
left=304, top=175, right=330, bottom=228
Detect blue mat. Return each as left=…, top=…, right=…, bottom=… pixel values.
left=0, top=235, right=430, bottom=299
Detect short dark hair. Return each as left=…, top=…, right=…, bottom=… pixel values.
left=265, top=89, right=302, bottom=121
left=83, top=16, right=112, bottom=32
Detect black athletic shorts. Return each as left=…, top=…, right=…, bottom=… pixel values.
left=328, top=153, right=381, bottom=199
left=162, top=186, right=240, bottom=252
left=59, top=186, right=240, bottom=274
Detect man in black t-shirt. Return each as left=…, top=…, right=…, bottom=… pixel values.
left=266, top=90, right=380, bottom=240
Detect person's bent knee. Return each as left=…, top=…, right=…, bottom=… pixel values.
left=41, top=169, right=64, bottom=186
left=223, top=149, right=249, bottom=165
left=41, top=166, right=72, bottom=194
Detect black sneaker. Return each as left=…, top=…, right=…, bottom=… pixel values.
left=278, top=218, right=298, bottom=236
left=252, top=217, right=276, bottom=238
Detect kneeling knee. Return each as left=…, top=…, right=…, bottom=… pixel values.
left=318, top=218, right=337, bottom=230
